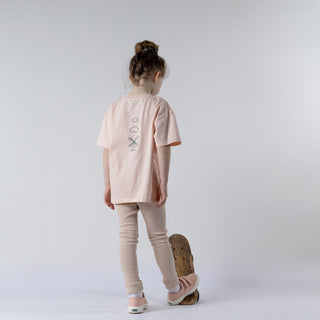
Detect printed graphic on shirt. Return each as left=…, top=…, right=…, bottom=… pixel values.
left=131, top=117, right=139, bottom=123
left=129, top=126, right=139, bottom=133
left=128, top=116, right=140, bottom=151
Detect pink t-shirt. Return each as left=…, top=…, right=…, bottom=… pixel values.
left=96, top=93, right=182, bottom=204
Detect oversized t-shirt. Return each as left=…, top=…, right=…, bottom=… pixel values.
left=96, top=93, right=182, bottom=204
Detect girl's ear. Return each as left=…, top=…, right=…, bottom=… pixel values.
left=129, top=75, right=134, bottom=84
left=154, top=71, right=162, bottom=82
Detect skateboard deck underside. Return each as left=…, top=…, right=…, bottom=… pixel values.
left=169, top=233, right=199, bottom=305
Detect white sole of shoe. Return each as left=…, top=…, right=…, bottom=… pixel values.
left=128, top=303, right=148, bottom=313
left=167, top=275, right=199, bottom=305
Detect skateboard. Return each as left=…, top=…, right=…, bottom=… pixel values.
left=168, top=233, right=199, bottom=305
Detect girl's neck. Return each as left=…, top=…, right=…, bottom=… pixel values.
left=128, top=89, right=152, bottom=95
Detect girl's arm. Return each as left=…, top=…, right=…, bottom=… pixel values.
left=102, top=148, right=114, bottom=209
left=157, top=145, right=171, bottom=185
left=156, top=145, right=171, bottom=207
left=102, top=148, right=111, bottom=188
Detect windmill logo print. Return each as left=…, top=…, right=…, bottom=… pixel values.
left=128, top=116, right=139, bottom=151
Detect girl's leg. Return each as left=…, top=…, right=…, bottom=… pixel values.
left=114, top=203, right=143, bottom=294
left=137, top=202, right=180, bottom=291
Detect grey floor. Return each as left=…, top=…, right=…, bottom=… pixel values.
left=1, top=268, right=319, bottom=320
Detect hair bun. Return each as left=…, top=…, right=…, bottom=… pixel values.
left=135, top=40, right=159, bottom=55
left=129, top=40, right=166, bottom=86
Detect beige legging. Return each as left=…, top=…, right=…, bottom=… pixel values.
left=114, top=202, right=180, bottom=294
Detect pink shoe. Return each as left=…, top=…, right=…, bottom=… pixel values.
left=128, top=292, right=148, bottom=314
left=167, top=273, right=199, bottom=305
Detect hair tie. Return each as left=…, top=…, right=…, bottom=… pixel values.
left=143, top=47, right=157, bottom=54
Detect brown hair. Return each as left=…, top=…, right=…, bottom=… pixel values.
left=129, top=40, right=167, bottom=86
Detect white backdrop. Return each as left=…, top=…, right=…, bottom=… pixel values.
left=0, top=0, right=319, bottom=294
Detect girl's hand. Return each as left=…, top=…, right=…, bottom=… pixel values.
left=156, top=183, right=168, bottom=208
left=104, top=186, right=114, bottom=210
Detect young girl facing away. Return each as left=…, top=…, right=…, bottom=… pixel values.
left=96, top=40, right=199, bottom=314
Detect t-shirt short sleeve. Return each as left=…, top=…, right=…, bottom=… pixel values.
left=154, top=99, right=182, bottom=147
left=96, top=109, right=111, bottom=150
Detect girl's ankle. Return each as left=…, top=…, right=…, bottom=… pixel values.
left=168, top=284, right=180, bottom=293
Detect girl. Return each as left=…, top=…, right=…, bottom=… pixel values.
left=96, top=40, right=199, bottom=314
